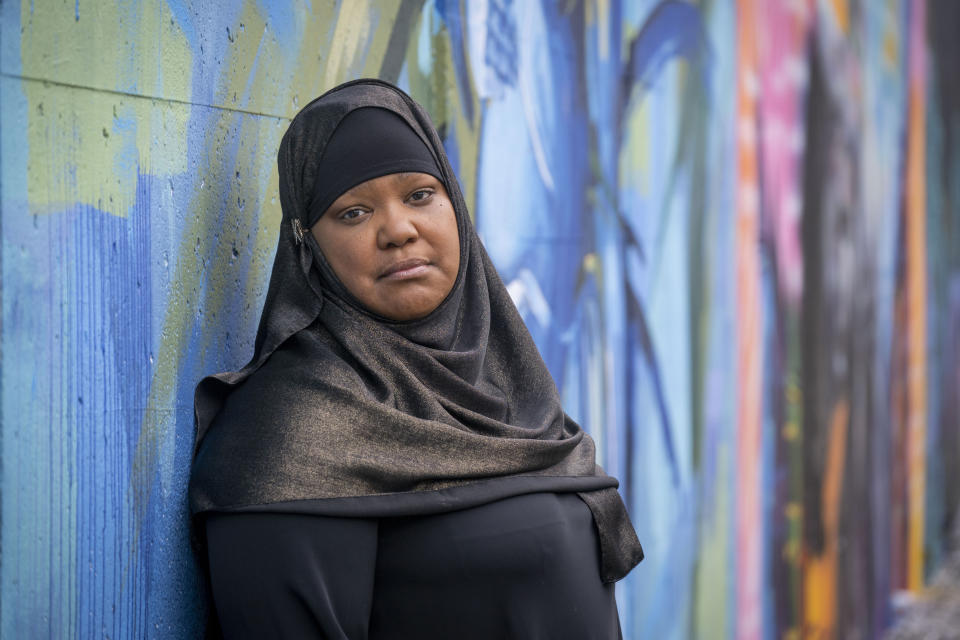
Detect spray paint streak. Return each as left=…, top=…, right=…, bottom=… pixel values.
left=802, top=400, right=848, bottom=634
left=735, top=0, right=764, bottom=637
left=904, top=0, right=928, bottom=592
left=754, top=2, right=811, bottom=634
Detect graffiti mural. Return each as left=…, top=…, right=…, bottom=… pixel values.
left=1, top=1, right=958, bottom=638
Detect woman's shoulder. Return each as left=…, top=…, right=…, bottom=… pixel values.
left=238, top=322, right=368, bottom=398
left=199, top=324, right=371, bottom=453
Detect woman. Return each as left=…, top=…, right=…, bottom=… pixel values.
left=190, top=79, right=643, bottom=639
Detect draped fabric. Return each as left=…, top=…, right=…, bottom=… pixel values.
left=189, top=79, right=643, bottom=583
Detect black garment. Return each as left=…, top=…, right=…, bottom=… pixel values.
left=206, top=493, right=620, bottom=639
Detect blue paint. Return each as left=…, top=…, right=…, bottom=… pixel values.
left=435, top=0, right=475, bottom=121
left=165, top=0, right=201, bottom=60
left=417, top=0, right=435, bottom=78
left=256, top=0, right=298, bottom=48
left=0, top=170, right=204, bottom=637
left=67, top=186, right=154, bottom=639
left=623, top=0, right=711, bottom=104
left=483, top=0, right=518, bottom=88
left=0, top=1, right=23, bottom=75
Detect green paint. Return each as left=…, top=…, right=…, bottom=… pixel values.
left=20, top=0, right=191, bottom=217
left=621, top=99, right=651, bottom=196
left=694, top=446, right=731, bottom=639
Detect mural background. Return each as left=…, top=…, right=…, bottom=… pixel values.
left=1, top=0, right=958, bottom=638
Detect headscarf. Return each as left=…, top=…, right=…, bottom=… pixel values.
left=305, top=106, right=443, bottom=227
left=189, top=79, right=643, bottom=583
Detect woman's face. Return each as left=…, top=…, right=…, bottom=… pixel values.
left=310, top=172, right=460, bottom=322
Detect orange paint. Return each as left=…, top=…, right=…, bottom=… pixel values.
left=827, top=0, right=850, bottom=34
left=735, top=0, right=763, bottom=637
left=802, top=400, right=848, bottom=637
left=904, top=0, right=928, bottom=592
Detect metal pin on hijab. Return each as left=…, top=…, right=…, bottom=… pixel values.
left=291, top=218, right=305, bottom=245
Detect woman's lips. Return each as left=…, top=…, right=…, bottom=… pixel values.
left=379, top=258, right=430, bottom=279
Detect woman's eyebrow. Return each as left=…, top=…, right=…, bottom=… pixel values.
left=392, top=172, right=435, bottom=182
left=340, top=181, right=375, bottom=200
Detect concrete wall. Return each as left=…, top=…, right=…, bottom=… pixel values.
left=1, top=1, right=958, bottom=638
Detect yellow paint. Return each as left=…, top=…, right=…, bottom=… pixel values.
left=882, top=31, right=898, bottom=70
left=215, top=3, right=270, bottom=111
left=783, top=538, right=800, bottom=565
left=323, top=0, right=374, bottom=89
left=784, top=501, right=802, bottom=521
left=584, top=0, right=610, bottom=60
left=596, top=0, right=610, bottom=60
left=214, top=3, right=288, bottom=317
left=782, top=420, right=799, bottom=441
left=360, top=2, right=405, bottom=79
left=19, top=0, right=191, bottom=101
left=451, top=105, right=480, bottom=219
left=198, top=1, right=313, bottom=318
left=583, top=252, right=600, bottom=274
left=427, top=18, right=453, bottom=125
left=785, top=380, right=801, bottom=404
left=20, top=0, right=191, bottom=216
left=694, top=447, right=730, bottom=638
left=827, top=0, right=850, bottom=34
left=281, top=3, right=338, bottom=109
left=399, top=3, right=482, bottom=215
left=905, top=3, right=928, bottom=590
left=216, top=1, right=337, bottom=116
left=23, top=81, right=191, bottom=216
left=783, top=502, right=802, bottom=564
left=448, top=83, right=480, bottom=218
left=878, top=0, right=899, bottom=70
left=620, top=100, right=651, bottom=196
left=802, top=399, right=848, bottom=638
left=243, top=121, right=287, bottom=310
left=784, top=352, right=804, bottom=631
left=133, top=107, right=286, bottom=513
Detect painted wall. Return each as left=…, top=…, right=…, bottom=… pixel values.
left=1, top=1, right=958, bottom=638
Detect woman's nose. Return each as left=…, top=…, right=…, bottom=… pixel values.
left=377, top=202, right=419, bottom=249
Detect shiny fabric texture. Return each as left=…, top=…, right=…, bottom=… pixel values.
left=189, top=79, right=643, bottom=582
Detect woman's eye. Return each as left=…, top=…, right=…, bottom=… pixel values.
left=409, top=189, right=433, bottom=203
left=340, top=208, right=365, bottom=221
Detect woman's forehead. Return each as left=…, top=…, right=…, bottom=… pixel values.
left=334, top=172, right=443, bottom=200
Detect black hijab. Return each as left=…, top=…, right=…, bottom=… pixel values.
left=189, top=79, right=643, bottom=582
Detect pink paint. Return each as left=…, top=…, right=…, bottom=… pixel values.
left=756, top=0, right=813, bottom=308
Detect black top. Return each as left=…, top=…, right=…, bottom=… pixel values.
left=205, top=493, right=621, bottom=639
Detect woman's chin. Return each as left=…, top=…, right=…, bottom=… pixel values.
left=365, top=283, right=449, bottom=322
left=375, top=301, right=439, bottom=322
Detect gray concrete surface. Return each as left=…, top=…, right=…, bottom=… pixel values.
left=886, top=522, right=960, bottom=639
